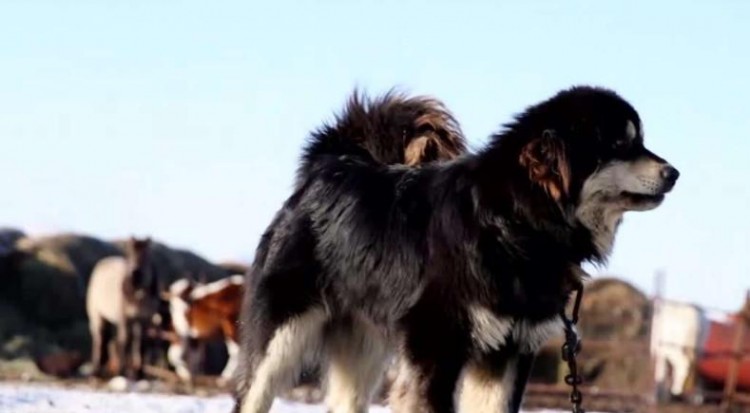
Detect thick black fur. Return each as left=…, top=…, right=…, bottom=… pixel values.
left=232, top=90, right=467, bottom=408
left=235, top=85, right=677, bottom=413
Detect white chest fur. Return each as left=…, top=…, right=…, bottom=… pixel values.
left=575, top=201, right=624, bottom=257
left=469, top=305, right=564, bottom=353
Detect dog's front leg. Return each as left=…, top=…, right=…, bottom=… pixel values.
left=507, top=353, right=535, bottom=413
left=390, top=355, right=465, bottom=413
left=390, top=323, right=469, bottom=413
left=458, top=351, right=535, bottom=413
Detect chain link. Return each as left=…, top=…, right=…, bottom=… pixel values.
left=561, top=284, right=585, bottom=413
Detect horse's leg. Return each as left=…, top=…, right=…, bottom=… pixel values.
left=220, top=319, right=240, bottom=385
left=89, top=314, right=105, bottom=377
left=130, top=320, right=143, bottom=380
left=115, top=319, right=129, bottom=377
left=220, top=339, right=240, bottom=385
left=168, top=340, right=193, bottom=383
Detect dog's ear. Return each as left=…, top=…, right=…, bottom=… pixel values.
left=519, top=129, right=571, bottom=202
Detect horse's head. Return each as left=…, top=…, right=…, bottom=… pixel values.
left=123, top=236, right=156, bottom=303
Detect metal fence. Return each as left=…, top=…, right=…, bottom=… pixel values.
left=525, top=292, right=750, bottom=413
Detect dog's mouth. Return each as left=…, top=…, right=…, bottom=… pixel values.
left=622, top=192, right=665, bottom=204
left=620, top=178, right=676, bottom=206
left=621, top=192, right=665, bottom=205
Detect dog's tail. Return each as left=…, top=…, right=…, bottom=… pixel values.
left=297, top=89, right=466, bottom=181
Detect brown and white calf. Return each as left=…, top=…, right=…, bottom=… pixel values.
left=162, top=275, right=244, bottom=384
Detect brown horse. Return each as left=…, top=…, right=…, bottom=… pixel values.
left=86, top=236, right=159, bottom=379
left=161, top=275, right=244, bottom=385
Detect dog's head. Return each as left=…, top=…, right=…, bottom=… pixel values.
left=515, top=86, right=679, bottom=254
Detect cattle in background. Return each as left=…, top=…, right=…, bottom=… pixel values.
left=86, top=236, right=159, bottom=379
left=162, top=274, right=244, bottom=384
left=141, top=293, right=178, bottom=370
left=650, top=299, right=709, bottom=401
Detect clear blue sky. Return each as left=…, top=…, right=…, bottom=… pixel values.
left=1, top=1, right=748, bottom=311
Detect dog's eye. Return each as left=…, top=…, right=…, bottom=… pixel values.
left=612, top=139, right=629, bottom=151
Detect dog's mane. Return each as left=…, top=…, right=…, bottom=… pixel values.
left=300, top=87, right=615, bottom=271
left=295, top=87, right=615, bottom=319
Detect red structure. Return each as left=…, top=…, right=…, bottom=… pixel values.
left=697, top=309, right=750, bottom=392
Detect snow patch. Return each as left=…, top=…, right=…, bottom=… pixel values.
left=0, top=383, right=603, bottom=413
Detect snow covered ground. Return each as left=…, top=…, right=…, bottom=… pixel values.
left=0, top=383, right=597, bottom=413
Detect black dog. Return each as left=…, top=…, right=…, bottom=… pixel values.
left=232, top=90, right=466, bottom=413
left=234, top=86, right=678, bottom=413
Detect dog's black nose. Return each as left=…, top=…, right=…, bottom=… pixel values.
left=661, top=165, right=680, bottom=184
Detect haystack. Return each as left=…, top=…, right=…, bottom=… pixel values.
left=575, top=277, right=652, bottom=390
left=0, top=231, right=236, bottom=379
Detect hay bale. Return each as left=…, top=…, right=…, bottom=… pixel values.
left=0, top=298, right=81, bottom=380
left=0, top=228, right=26, bottom=278
left=0, top=228, right=24, bottom=254
left=0, top=231, right=233, bottom=381
left=576, top=277, right=653, bottom=391
left=217, top=261, right=250, bottom=276
left=33, top=349, right=86, bottom=378
left=10, top=257, right=85, bottom=324
left=6, top=234, right=122, bottom=324
left=15, top=234, right=122, bottom=288
left=2, top=233, right=232, bottom=324
left=0, top=300, right=37, bottom=359
left=578, top=277, right=651, bottom=340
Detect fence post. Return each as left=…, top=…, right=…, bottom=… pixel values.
left=646, top=271, right=665, bottom=412
left=721, top=290, right=750, bottom=412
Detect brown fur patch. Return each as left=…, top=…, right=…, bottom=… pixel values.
left=519, top=131, right=571, bottom=201
left=404, top=136, right=435, bottom=166
left=186, top=283, right=243, bottom=341
left=404, top=109, right=465, bottom=165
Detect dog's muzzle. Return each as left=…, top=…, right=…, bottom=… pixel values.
left=659, top=164, right=680, bottom=192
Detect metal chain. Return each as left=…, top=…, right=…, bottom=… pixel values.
left=561, top=284, right=585, bottom=413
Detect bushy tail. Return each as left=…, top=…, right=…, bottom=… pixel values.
left=297, top=89, right=467, bottom=182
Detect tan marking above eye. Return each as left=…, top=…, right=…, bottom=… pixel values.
left=625, top=120, right=637, bottom=141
